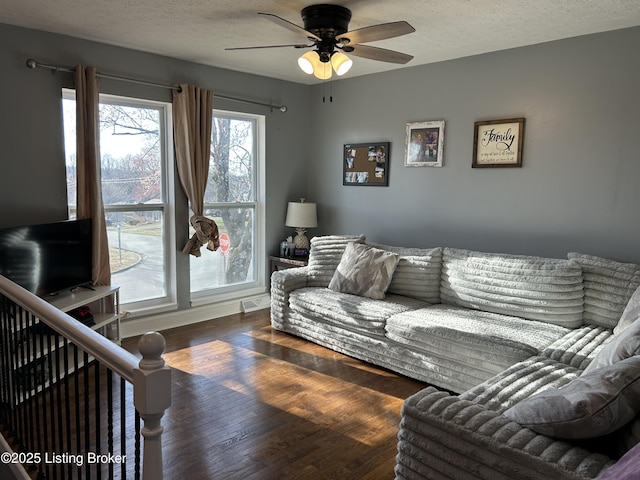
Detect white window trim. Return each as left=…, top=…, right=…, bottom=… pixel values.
left=62, top=90, right=177, bottom=314
left=189, top=111, right=266, bottom=305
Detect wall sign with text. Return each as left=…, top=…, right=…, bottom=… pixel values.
left=472, top=118, right=525, bottom=168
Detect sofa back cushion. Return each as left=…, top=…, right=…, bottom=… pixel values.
left=441, top=247, right=584, bottom=327
left=568, top=252, right=640, bottom=329
left=367, top=243, right=442, bottom=303
left=307, top=235, right=366, bottom=287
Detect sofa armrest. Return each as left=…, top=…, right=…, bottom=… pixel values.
left=396, top=387, right=614, bottom=480
left=270, top=267, right=309, bottom=330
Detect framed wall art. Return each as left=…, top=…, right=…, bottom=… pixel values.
left=343, top=142, right=390, bottom=186
left=473, top=117, right=525, bottom=168
left=405, top=120, right=445, bottom=167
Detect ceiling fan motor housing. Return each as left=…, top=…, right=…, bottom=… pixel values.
left=301, top=4, right=352, bottom=61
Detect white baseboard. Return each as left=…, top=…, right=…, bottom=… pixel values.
left=121, top=293, right=270, bottom=339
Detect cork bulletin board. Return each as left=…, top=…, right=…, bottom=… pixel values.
left=343, top=142, right=390, bottom=186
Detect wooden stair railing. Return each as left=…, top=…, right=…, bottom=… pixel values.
left=0, top=275, right=170, bottom=480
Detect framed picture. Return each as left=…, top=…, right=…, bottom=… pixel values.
left=405, top=120, right=445, bottom=167
left=473, top=117, right=525, bottom=168
left=343, top=142, right=390, bottom=186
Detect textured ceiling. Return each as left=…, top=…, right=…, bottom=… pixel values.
left=2, top=0, right=640, bottom=85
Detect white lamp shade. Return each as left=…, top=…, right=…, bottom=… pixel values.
left=285, top=201, right=318, bottom=228
left=331, top=52, right=353, bottom=76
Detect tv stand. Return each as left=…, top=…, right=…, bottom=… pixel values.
left=6, top=286, right=120, bottom=405
left=47, top=285, right=120, bottom=343
left=73, top=283, right=96, bottom=292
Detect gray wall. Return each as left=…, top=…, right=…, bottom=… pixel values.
left=307, top=27, right=640, bottom=264
left=0, top=23, right=310, bottom=304
left=2, top=21, right=639, bottom=288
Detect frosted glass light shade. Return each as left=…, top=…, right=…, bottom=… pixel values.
left=297, top=51, right=316, bottom=75
left=313, top=61, right=332, bottom=80
left=298, top=51, right=352, bottom=80
left=331, top=52, right=353, bottom=76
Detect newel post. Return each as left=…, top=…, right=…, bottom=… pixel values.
left=133, top=332, right=171, bottom=480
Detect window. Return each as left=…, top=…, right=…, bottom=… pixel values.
left=63, top=91, right=175, bottom=308
left=190, top=111, right=265, bottom=297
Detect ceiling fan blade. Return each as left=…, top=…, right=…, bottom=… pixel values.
left=258, top=12, right=321, bottom=41
left=226, top=44, right=311, bottom=51
left=337, top=21, right=415, bottom=45
left=348, top=44, right=414, bottom=64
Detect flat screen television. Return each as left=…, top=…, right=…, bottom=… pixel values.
left=0, top=219, right=93, bottom=297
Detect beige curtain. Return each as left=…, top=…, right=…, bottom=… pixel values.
left=75, top=65, right=111, bottom=286
left=173, top=84, right=219, bottom=256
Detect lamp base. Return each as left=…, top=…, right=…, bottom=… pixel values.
left=292, top=228, right=310, bottom=250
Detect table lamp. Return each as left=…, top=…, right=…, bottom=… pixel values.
left=285, top=198, right=317, bottom=250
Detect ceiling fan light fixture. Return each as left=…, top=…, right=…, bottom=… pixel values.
left=230, top=6, right=415, bottom=82
left=330, top=52, right=352, bottom=76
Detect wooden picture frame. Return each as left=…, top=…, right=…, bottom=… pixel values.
left=343, top=142, right=390, bottom=186
left=405, top=120, right=445, bottom=167
left=473, top=117, right=525, bottom=168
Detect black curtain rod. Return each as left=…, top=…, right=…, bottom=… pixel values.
left=25, top=58, right=288, bottom=113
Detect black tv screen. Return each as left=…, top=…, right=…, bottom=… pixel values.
left=0, top=219, right=93, bottom=297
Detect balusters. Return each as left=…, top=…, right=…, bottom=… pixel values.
left=0, top=293, right=156, bottom=479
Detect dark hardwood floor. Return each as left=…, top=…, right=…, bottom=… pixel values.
left=122, top=309, right=426, bottom=480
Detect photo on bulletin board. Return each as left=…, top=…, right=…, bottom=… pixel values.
left=343, top=142, right=390, bottom=186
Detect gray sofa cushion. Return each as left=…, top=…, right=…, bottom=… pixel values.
left=568, top=253, right=640, bottom=329
left=461, top=356, right=581, bottom=413
left=399, top=386, right=614, bottom=480
left=307, top=235, right=365, bottom=287
left=386, top=304, right=569, bottom=376
left=504, top=356, right=640, bottom=440
left=441, top=247, right=585, bottom=327
left=328, top=242, right=399, bottom=299
left=289, top=286, right=429, bottom=336
left=541, top=325, right=612, bottom=370
left=367, top=242, right=442, bottom=304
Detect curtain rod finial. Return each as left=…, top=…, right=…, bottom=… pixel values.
left=25, top=58, right=37, bottom=69
left=279, top=105, right=288, bottom=113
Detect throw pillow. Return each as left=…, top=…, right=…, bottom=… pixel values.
left=596, top=440, right=640, bottom=480
left=307, top=235, right=366, bottom=288
left=504, top=356, right=640, bottom=439
left=328, top=242, right=399, bottom=300
left=567, top=252, right=640, bottom=328
left=614, top=285, right=640, bottom=335
left=583, top=291, right=640, bottom=375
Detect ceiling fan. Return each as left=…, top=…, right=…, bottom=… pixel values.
left=226, top=4, right=415, bottom=79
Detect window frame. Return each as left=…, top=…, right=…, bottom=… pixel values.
left=189, top=110, right=266, bottom=304
left=63, top=89, right=177, bottom=313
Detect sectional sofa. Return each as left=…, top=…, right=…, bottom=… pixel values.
left=270, top=235, right=640, bottom=479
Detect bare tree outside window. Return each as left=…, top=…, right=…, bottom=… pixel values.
left=191, top=114, right=257, bottom=291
